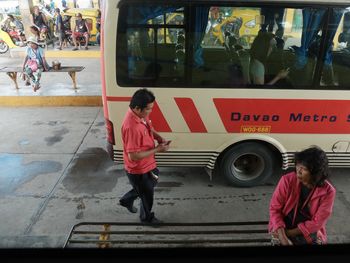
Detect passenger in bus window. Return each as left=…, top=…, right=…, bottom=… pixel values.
left=269, top=146, right=336, bottom=245
left=249, top=32, right=289, bottom=86
left=119, top=89, right=170, bottom=225
left=260, top=7, right=285, bottom=39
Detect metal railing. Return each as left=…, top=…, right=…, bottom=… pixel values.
left=64, top=221, right=270, bottom=248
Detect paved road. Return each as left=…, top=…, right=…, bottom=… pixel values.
left=0, top=106, right=350, bottom=247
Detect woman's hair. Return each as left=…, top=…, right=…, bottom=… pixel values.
left=250, top=32, right=275, bottom=64
left=294, top=146, right=330, bottom=187
left=129, top=88, right=155, bottom=111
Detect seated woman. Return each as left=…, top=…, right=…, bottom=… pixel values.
left=269, top=146, right=336, bottom=245
left=250, top=32, right=289, bottom=85
left=22, top=37, right=49, bottom=92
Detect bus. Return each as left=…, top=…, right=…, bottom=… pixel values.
left=101, top=0, right=350, bottom=187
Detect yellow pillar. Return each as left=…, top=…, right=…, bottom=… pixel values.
left=19, top=0, right=34, bottom=40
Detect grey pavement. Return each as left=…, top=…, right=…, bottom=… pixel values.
left=1, top=107, right=350, bottom=248
left=0, top=52, right=101, bottom=96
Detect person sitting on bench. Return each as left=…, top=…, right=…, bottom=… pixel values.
left=22, top=36, right=49, bottom=92
left=72, top=13, right=90, bottom=51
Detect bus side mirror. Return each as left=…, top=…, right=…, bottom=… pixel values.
left=255, top=15, right=265, bottom=25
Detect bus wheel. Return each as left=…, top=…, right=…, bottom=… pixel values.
left=220, top=142, right=275, bottom=187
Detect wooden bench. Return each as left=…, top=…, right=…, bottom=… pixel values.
left=0, top=66, right=85, bottom=89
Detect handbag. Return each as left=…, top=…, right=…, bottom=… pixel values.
left=27, top=59, right=38, bottom=72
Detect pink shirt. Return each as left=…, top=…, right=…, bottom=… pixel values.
left=269, top=171, right=336, bottom=244
left=121, top=108, right=157, bottom=174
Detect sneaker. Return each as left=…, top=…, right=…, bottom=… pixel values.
left=84, top=46, right=89, bottom=50
left=119, top=200, right=137, bottom=213
left=72, top=47, right=78, bottom=51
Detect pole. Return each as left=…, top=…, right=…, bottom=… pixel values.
left=18, top=0, right=34, bottom=40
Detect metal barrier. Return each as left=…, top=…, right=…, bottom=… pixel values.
left=64, top=221, right=270, bottom=248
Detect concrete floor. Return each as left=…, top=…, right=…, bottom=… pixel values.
left=1, top=107, right=350, bottom=248
left=0, top=54, right=101, bottom=97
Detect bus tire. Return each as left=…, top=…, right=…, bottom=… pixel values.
left=220, top=142, right=275, bottom=187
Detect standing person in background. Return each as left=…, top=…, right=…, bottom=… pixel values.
left=31, top=6, right=49, bottom=40
left=269, top=146, right=336, bottom=245
left=96, top=9, right=101, bottom=45
left=72, top=13, right=90, bottom=50
left=54, top=8, right=65, bottom=50
left=50, top=0, right=55, bottom=13
left=62, top=0, right=67, bottom=9
left=119, top=88, right=170, bottom=225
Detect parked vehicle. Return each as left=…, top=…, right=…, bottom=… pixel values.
left=0, top=37, right=9, bottom=53
left=0, top=22, right=24, bottom=53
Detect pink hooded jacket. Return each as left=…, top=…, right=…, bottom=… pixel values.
left=269, top=171, right=336, bottom=244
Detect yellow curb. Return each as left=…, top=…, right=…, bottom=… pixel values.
left=46, top=50, right=101, bottom=58
left=10, top=48, right=100, bottom=59
left=0, top=96, right=102, bottom=106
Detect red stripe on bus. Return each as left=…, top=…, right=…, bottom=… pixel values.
left=214, top=98, right=350, bottom=134
left=100, top=3, right=108, bottom=119
left=107, top=96, right=131, bottom=102
left=106, top=97, right=172, bottom=132
left=175, top=98, right=207, bottom=133
left=151, top=102, right=172, bottom=132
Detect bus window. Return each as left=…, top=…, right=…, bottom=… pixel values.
left=196, top=6, right=311, bottom=88
left=328, top=8, right=350, bottom=88
left=117, top=5, right=186, bottom=86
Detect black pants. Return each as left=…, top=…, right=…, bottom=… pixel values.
left=120, top=168, right=158, bottom=222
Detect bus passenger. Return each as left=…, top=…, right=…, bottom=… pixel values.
left=269, top=146, right=336, bottom=245
left=260, top=7, right=285, bottom=39
left=119, top=89, right=170, bottom=225
left=250, top=32, right=289, bottom=86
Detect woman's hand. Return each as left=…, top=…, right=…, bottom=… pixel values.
left=277, top=228, right=293, bottom=246
left=277, top=68, right=290, bottom=79
left=280, top=236, right=293, bottom=246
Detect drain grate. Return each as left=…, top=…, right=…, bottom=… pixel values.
left=64, top=221, right=270, bottom=248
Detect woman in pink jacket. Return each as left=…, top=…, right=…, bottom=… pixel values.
left=269, top=146, right=336, bottom=245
